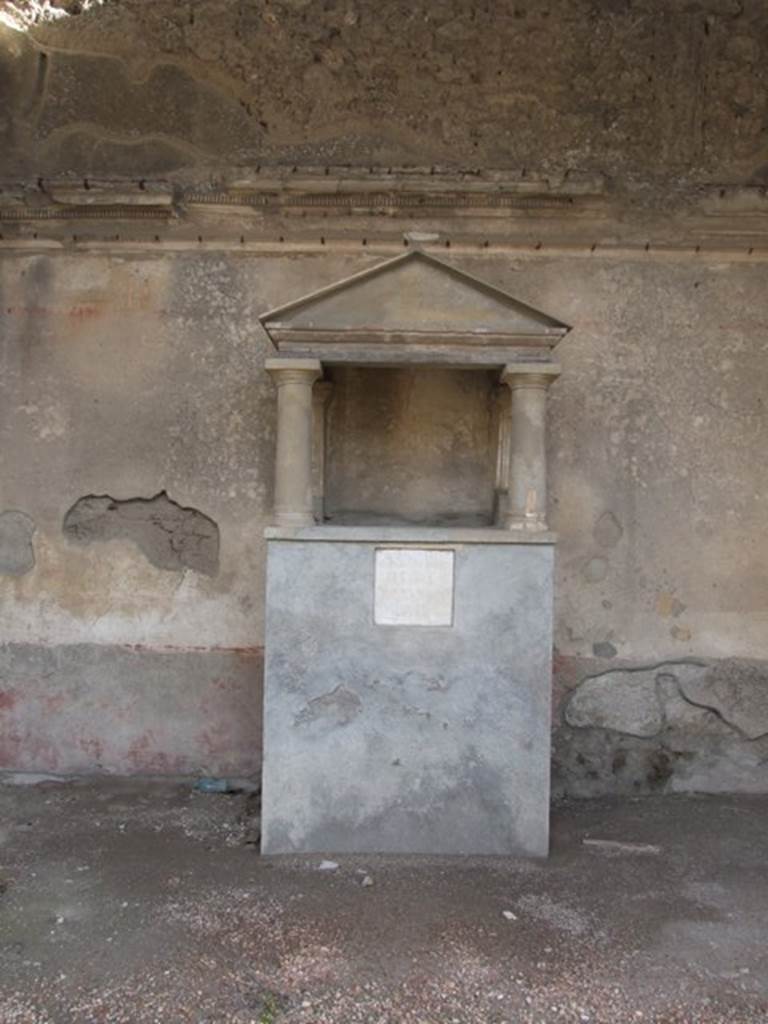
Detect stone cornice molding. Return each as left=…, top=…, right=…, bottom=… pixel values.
left=0, top=172, right=767, bottom=258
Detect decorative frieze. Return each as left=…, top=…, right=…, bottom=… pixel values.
left=0, top=174, right=766, bottom=256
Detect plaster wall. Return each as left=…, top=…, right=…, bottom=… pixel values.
left=0, top=248, right=767, bottom=777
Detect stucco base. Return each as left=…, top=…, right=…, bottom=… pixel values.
left=0, top=643, right=263, bottom=776
left=261, top=537, right=555, bottom=856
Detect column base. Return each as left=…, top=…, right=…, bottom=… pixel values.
left=504, top=515, right=549, bottom=532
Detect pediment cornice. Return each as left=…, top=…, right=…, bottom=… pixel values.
left=259, top=250, right=570, bottom=365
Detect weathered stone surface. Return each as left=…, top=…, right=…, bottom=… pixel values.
left=63, top=492, right=219, bottom=576
left=553, top=711, right=768, bottom=799
left=656, top=672, right=728, bottom=736
left=566, top=668, right=664, bottom=737
left=552, top=728, right=679, bottom=799
left=679, top=659, right=768, bottom=739
left=555, top=659, right=768, bottom=797
left=0, top=510, right=35, bottom=575
left=262, top=538, right=554, bottom=855
left=667, top=732, right=768, bottom=795
left=294, top=685, right=362, bottom=728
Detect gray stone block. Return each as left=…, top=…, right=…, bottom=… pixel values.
left=261, top=537, right=554, bottom=856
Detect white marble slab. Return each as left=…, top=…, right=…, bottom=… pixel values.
left=373, top=548, right=454, bottom=626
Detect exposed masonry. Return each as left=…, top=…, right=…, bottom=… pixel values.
left=554, top=659, right=768, bottom=798
left=0, top=511, right=36, bottom=576
left=63, top=492, right=219, bottom=576
left=3, top=0, right=767, bottom=184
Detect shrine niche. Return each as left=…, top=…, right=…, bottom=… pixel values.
left=258, top=250, right=570, bottom=856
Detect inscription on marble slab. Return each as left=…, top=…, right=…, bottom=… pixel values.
left=373, top=548, right=454, bottom=626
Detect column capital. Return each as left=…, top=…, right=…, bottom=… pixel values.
left=501, top=363, right=561, bottom=390
left=266, top=358, right=322, bottom=386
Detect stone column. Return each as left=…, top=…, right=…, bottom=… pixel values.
left=266, top=359, right=322, bottom=526
left=492, top=384, right=511, bottom=526
left=312, top=380, right=334, bottom=521
left=501, top=364, right=560, bottom=531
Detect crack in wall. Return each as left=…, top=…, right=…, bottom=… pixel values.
left=581, top=658, right=709, bottom=684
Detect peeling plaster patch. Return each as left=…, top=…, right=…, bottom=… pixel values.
left=62, top=492, right=219, bottom=576
left=566, top=668, right=665, bottom=737
left=0, top=511, right=36, bottom=576
left=656, top=673, right=726, bottom=735
left=295, top=686, right=362, bottom=728
left=679, top=659, right=768, bottom=739
left=565, top=661, right=712, bottom=740
left=593, top=512, right=623, bottom=549
left=555, top=659, right=768, bottom=797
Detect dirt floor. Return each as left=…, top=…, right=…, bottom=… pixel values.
left=0, top=778, right=767, bottom=1024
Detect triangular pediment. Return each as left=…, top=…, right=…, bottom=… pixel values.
left=259, top=252, right=569, bottom=362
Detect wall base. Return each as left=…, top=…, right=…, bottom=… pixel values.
left=0, top=643, right=263, bottom=776
left=552, top=656, right=768, bottom=797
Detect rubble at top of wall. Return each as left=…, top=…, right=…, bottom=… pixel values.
left=1, top=0, right=766, bottom=191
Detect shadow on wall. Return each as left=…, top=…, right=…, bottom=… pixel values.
left=62, top=491, right=219, bottom=576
